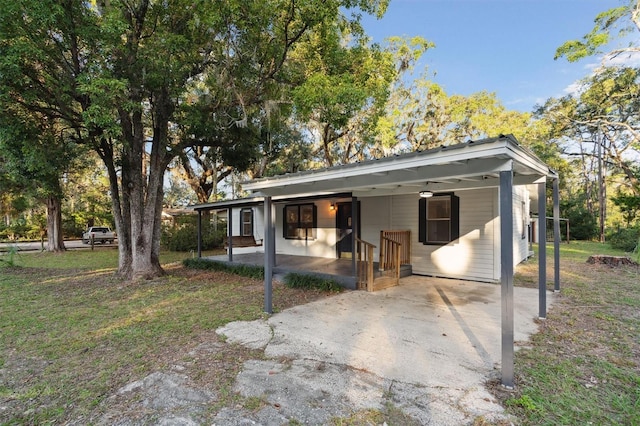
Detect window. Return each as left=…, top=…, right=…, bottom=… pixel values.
left=419, top=194, right=460, bottom=245
left=240, top=208, right=253, bottom=236
left=284, top=203, right=317, bottom=240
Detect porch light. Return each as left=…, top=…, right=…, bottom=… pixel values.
left=329, top=203, right=336, bottom=210
left=419, top=191, right=433, bottom=198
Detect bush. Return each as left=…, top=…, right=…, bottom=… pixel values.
left=607, top=227, right=640, bottom=252
left=561, top=194, right=598, bottom=241
left=162, top=224, right=224, bottom=252
left=63, top=216, right=88, bottom=239
left=183, top=258, right=264, bottom=279
left=283, top=272, right=343, bottom=292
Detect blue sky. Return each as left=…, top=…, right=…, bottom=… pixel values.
left=360, top=0, right=625, bottom=112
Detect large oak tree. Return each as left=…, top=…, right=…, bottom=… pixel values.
left=0, top=0, right=388, bottom=279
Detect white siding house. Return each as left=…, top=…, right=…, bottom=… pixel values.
left=225, top=185, right=532, bottom=283
left=192, top=135, right=561, bottom=389
left=192, top=135, right=559, bottom=288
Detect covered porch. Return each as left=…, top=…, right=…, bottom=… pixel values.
left=192, top=135, right=562, bottom=388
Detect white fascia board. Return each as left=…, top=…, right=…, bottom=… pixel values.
left=507, top=143, right=557, bottom=178
left=254, top=157, right=514, bottom=197
left=244, top=141, right=515, bottom=192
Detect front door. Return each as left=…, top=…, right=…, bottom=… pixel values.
left=336, top=202, right=360, bottom=258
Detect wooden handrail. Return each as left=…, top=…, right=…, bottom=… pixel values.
left=380, top=236, right=401, bottom=283
left=355, top=237, right=376, bottom=291
left=379, top=230, right=411, bottom=268
left=356, top=236, right=404, bottom=292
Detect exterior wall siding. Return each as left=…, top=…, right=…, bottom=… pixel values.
left=360, top=197, right=392, bottom=260
left=512, top=186, right=532, bottom=267
left=389, top=188, right=499, bottom=282
left=228, top=185, right=533, bottom=282
left=274, top=199, right=338, bottom=258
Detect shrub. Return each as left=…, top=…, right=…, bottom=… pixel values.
left=608, top=227, right=640, bottom=252
left=162, top=224, right=224, bottom=252
left=0, top=245, right=21, bottom=267
left=283, top=272, right=343, bottom=292
left=183, top=258, right=264, bottom=279
left=561, top=195, right=598, bottom=240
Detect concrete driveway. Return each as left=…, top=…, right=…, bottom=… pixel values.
left=217, top=276, right=555, bottom=424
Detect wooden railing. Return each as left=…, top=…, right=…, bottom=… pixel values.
left=379, top=230, right=411, bottom=269
left=356, top=237, right=375, bottom=291
left=379, top=236, right=401, bottom=284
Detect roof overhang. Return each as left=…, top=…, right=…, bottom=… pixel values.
left=242, top=135, right=557, bottom=198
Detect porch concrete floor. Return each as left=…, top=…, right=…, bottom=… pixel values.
left=217, top=276, right=555, bottom=423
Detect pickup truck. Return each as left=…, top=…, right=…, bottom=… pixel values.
left=82, top=226, right=116, bottom=244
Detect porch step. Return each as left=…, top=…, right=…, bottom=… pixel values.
left=372, top=275, right=399, bottom=291
left=373, top=263, right=412, bottom=278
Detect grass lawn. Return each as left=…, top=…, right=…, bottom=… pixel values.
left=0, top=248, right=332, bottom=424
left=494, top=241, right=640, bottom=425
left=1, top=242, right=638, bottom=425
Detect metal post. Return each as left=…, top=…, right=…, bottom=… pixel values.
left=264, top=196, right=273, bottom=314
left=270, top=201, right=276, bottom=267
left=227, top=207, right=233, bottom=262
left=351, top=196, right=358, bottom=278
left=538, top=181, right=547, bottom=318
left=499, top=170, right=514, bottom=388
left=197, top=210, right=202, bottom=258
left=553, top=178, right=561, bottom=292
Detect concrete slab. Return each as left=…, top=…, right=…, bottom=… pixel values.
left=267, top=276, right=550, bottom=387
left=218, top=276, right=556, bottom=423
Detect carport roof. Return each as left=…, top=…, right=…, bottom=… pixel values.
left=242, top=134, right=557, bottom=198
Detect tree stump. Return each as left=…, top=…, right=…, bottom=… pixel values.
left=586, top=255, right=638, bottom=267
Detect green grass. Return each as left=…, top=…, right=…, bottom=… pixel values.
left=0, top=248, right=297, bottom=424
left=501, top=241, right=640, bottom=425
left=552, top=239, right=629, bottom=261
left=183, top=257, right=265, bottom=279
left=3, top=247, right=218, bottom=270
left=282, top=272, right=344, bottom=292
left=2, top=242, right=639, bottom=425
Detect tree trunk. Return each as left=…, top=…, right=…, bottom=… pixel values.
left=46, top=195, right=66, bottom=252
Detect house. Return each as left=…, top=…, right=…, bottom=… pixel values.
left=191, top=134, right=562, bottom=387
left=161, top=208, right=198, bottom=227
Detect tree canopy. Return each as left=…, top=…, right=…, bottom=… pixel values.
left=0, top=0, right=390, bottom=279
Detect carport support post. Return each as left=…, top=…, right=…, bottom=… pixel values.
left=197, top=210, right=202, bottom=258
left=227, top=207, right=233, bottom=262
left=264, top=196, right=273, bottom=314
left=499, top=170, right=515, bottom=388
left=538, top=181, right=547, bottom=318
left=553, top=178, right=560, bottom=292
left=351, top=196, right=358, bottom=277
left=270, top=201, right=276, bottom=267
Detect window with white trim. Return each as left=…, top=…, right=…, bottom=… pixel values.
left=240, top=208, right=253, bottom=236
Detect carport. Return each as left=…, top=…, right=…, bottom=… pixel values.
left=194, top=135, right=561, bottom=387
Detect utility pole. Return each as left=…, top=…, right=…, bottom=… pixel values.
left=597, top=130, right=607, bottom=243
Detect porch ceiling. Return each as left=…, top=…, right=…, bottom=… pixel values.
left=244, top=135, right=557, bottom=198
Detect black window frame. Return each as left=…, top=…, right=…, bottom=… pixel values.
left=418, top=193, right=460, bottom=245
left=283, top=203, right=317, bottom=240
left=240, top=208, right=254, bottom=237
